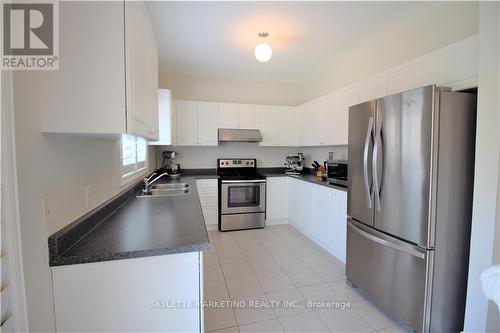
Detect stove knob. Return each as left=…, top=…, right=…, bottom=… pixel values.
left=246, top=162, right=250, bottom=165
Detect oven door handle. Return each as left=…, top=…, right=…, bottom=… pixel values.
left=221, top=179, right=267, bottom=184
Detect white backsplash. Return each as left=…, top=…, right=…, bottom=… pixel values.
left=152, top=144, right=347, bottom=170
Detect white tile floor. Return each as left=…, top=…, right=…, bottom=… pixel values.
left=203, top=225, right=412, bottom=333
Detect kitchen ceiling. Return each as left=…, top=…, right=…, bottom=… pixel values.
left=146, top=1, right=478, bottom=85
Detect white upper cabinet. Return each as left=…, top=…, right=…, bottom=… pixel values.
left=260, top=105, right=295, bottom=146
left=360, top=72, right=388, bottom=102
left=294, top=106, right=307, bottom=147
left=175, top=101, right=198, bottom=145
left=317, top=95, right=334, bottom=145
left=40, top=1, right=158, bottom=140
left=335, top=82, right=361, bottom=145
left=307, top=100, right=321, bottom=146
left=175, top=100, right=218, bottom=146
left=239, top=104, right=261, bottom=129
left=149, top=89, right=173, bottom=145
left=218, top=103, right=240, bottom=128
left=387, top=55, right=431, bottom=95
left=277, top=106, right=295, bottom=146
left=259, top=105, right=278, bottom=146
left=322, top=93, right=337, bottom=145
left=125, top=1, right=159, bottom=140
left=429, top=35, right=478, bottom=90
left=197, top=101, right=218, bottom=146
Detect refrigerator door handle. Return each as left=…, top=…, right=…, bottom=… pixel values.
left=372, top=123, right=382, bottom=211
left=363, top=117, right=374, bottom=209
left=348, top=220, right=426, bottom=259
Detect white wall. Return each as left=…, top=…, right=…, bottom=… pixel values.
left=153, top=144, right=346, bottom=170
left=301, top=5, right=478, bottom=101
left=12, top=72, right=154, bottom=331
left=160, top=72, right=304, bottom=106
left=464, top=2, right=500, bottom=332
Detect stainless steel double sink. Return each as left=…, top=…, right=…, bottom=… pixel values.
left=138, top=183, right=190, bottom=197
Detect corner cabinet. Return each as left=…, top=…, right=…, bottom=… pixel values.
left=287, top=178, right=347, bottom=263
left=52, top=253, right=202, bottom=332
left=39, top=1, right=159, bottom=140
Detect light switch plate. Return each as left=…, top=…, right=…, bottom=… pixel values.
left=42, top=197, right=55, bottom=225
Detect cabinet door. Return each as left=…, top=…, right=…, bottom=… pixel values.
left=317, top=95, right=333, bottom=145
left=430, top=35, right=478, bottom=90
left=125, top=1, right=158, bottom=140
left=387, top=55, right=431, bottom=95
left=176, top=101, right=198, bottom=145
left=320, top=93, right=336, bottom=145
left=266, top=177, right=288, bottom=220
left=197, top=102, right=218, bottom=146
left=240, top=104, right=260, bottom=129
left=277, top=106, right=295, bottom=146
left=40, top=1, right=126, bottom=135
left=259, top=105, right=278, bottom=146
left=307, top=100, right=321, bottom=146
left=335, top=83, right=361, bottom=145
left=196, top=179, right=219, bottom=228
left=218, top=103, right=240, bottom=128
left=315, top=186, right=334, bottom=252
left=294, top=106, right=307, bottom=146
left=333, top=190, right=348, bottom=263
left=361, top=72, right=388, bottom=102
left=300, top=182, right=316, bottom=235
left=288, top=178, right=302, bottom=228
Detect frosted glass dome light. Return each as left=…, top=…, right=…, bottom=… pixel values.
left=254, top=42, right=272, bottom=62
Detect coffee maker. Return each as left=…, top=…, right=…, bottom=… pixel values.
left=161, top=151, right=181, bottom=177
left=284, top=153, right=304, bottom=175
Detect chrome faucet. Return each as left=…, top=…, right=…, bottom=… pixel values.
left=143, top=172, right=169, bottom=193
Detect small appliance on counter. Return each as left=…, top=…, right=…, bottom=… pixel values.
left=326, top=159, right=348, bottom=187
left=284, top=153, right=304, bottom=175
left=161, top=151, right=181, bottom=177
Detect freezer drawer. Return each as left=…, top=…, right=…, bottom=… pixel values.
left=346, top=219, right=432, bottom=333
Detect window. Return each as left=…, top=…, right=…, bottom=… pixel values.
left=121, top=134, right=147, bottom=181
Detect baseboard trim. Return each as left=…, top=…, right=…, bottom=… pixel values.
left=266, top=218, right=290, bottom=225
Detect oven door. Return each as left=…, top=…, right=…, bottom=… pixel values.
left=221, top=180, right=266, bottom=215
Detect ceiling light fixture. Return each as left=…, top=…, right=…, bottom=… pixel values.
left=255, top=32, right=272, bottom=63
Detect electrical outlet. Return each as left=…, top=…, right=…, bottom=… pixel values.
left=42, top=197, right=55, bottom=225
left=85, top=185, right=92, bottom=209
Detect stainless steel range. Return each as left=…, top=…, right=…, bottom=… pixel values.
left=217, top=158, right=266, bottom=231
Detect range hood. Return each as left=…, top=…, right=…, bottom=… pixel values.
left=218, top=128, right=263, bottom=143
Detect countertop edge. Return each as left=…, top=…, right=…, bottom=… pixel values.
left=50, top=242, right=210, bottom=267
left=262, top=173, right=347, bottom=192
left=48, top=177, right=210, bottom=267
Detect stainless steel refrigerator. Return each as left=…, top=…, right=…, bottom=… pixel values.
left=346, top=85, right=476, bottom=333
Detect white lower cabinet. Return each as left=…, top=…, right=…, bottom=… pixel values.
left=51, top=252, right=202, bottom=332
left=286, top=178, right=347, bottom=263
left=196, top=179, right=219, bottom=230
left=266, top=177, right=288, bottom=223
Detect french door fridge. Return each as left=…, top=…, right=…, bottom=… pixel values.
left=346, top=85, right=476, bottom=332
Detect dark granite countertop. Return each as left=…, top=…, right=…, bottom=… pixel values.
left=48, top=177, right=210, bottom=267
left=48, top=168, right=345, bottom=267
left=261, top=170, right=347, bottom=192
